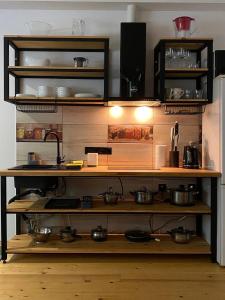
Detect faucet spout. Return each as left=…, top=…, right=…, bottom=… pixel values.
left=43, top=131, right=63, bottom=165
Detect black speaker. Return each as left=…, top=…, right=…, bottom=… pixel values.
left=215, top=50, right=225, bottom=77
left=120, top=22, right=146, bottom=97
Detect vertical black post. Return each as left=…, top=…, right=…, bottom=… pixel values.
left=196, top=50, right=201, bottom=90
left=211, top=177, right=217, bottom=262
left=16, top=187, right=21, bottom=235
left=4, top=37, right=9, bottom=101
left=15, top=48, right=20, bottom=94
left=196, top=178, right=202, bottom=235
left=159, top=41, right=165, bottom=102
left=1, top=176, right=7, bottom=262
left=154, top=45, right=159, bottom=98
left=207, top=41, right=213, bottom=103
left=104, top=38, right=109, bottom=100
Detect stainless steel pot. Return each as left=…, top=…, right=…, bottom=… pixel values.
left=91, top=226, right=107, bottom=242
left=104, top=193, right=120, bottom=205
left=168, top=227, right=194, bottom=244
left=31, top=227, right=52, bottom=243
left=170, top=185, right=199, bottom=206
left=60, top=226, right=76, bottom=243
left=130, top=190, right=155, bottom=204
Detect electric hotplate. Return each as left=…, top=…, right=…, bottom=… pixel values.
left=44, top=198, right=80, bottom=209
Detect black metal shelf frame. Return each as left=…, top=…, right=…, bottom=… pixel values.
left=153, top=38, right=213, bottom=104
left=4, top=36, right=109, bottom=106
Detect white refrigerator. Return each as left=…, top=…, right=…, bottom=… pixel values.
left=202, top=75, right=225, bottom=265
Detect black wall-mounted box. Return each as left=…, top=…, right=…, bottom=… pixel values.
left=215, top=50, right=225, bottom=77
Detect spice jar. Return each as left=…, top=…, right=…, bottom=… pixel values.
left=16, top=126, right=25, bottom=140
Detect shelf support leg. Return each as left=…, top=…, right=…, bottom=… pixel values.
left=1, top=176, right=7, bottom=262
left=210, top=177, right=217, bottom=262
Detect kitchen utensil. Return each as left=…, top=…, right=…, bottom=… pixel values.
left=174, top=121, right=179, bottom=151
left=125, top=230, right=151, bottom=242
left=183, top=142, right=200, bottom=169
left=170, top=184, right=199, bottom=206
left=168, top=227, right=194, bottom=244
left=130, top=189, right=156, bottom=204
left=91, top=226, right=107, bottom=242
left=56, top=87, right=70, bottom=98
left=31, top=227, right=52, bottom=243
left=60, top=226, right=76, bottom=243
left=103, top=187, right=120, bottom=205
left=72, top=19, right=85, bottom=35
left=73, top=57, right=88, bottom=68
left=25, top=21, right=52, bottom=35
left=173, top=16, right=196, bottom=38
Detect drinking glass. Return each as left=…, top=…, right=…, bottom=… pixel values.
left=194, top=89, right=203, bottom=99
left=72, top=19, right=85, bottom=35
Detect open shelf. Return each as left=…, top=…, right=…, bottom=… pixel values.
left=8, top=96, right=105, bottom=106
left=8, top=66, right=105, bottom=78
left=6, top=35, right=108, bottom=51
left=7, top=199, right=211, bottom=214
left=155, top=68, right=208, bottom=79
left=7, top=234, right=210, bottom=255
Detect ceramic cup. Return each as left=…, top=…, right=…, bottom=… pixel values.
left=56, top=86, right=70, bottom=98
left=37, top=85, right=51, bottom=97
left=170, top=88, right=184, bottom=99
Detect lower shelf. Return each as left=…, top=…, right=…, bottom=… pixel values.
left=7, top=234, right=210, bottom=255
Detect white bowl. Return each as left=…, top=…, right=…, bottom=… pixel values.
left=24, top=57, right=50, bottom=66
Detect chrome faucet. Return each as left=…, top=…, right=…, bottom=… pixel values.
left=43, top=131, right=64, bottom=165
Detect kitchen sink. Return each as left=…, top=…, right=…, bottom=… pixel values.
left=9, top=165, right=65, bottom=170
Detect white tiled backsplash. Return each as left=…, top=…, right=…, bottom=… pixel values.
left=16, top=106, right=201, bottom=167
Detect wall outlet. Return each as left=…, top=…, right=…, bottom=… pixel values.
left=85, top=147, right=112, bottom=155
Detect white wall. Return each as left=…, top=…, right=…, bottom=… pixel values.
left=1, top=7, right=225, bottom=238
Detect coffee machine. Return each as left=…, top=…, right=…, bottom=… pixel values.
left=183, top=142, right=199, bottom=169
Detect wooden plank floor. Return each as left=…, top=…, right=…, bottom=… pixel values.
left=0, top=254, right=225, bottom=300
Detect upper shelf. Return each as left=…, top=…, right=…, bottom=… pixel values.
left=155, top=38, right=213, bottom=51
left=5, top=35, right=109, bottom=52
left=155, top=68, right=209, bottom=79
left=8, top=66, right=105, bottom=78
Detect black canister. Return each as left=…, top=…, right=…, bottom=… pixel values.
left=183, top=144, right=199, bottom=169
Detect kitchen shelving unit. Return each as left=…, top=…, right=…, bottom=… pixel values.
left=4, top=35, right=109, bottom=107
left=154, top=38, right=213, bottom=106
left=0, top=169, right=219, bottom=262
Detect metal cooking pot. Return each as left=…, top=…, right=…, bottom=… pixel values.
left=101, top=187, right=121, bottom=205
left=91, top=226, right=107, bottom=242
left=168, top=227, right=194, bottom=244
left=130, top=190, right=156, bottom=204
left=60, top=226, right=76, bottom=243
left=170, top=184, right=199, bottom=206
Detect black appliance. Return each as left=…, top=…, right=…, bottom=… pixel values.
left=120, top=22, right=146, bottom=97
left=183, top=144, right=199, bottom=169
left=45, top=198, right=80, bottom=209
left=215, top=50, right=225, bottom=77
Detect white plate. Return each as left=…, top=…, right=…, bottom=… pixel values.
left=74, top=93, right=101, bottom=98
left=16, top=94, right=36, bottom=98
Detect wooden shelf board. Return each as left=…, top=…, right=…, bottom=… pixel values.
left=7, top=199, right=211, bottom=214
left=7, top=234, right=210, bottom=255
left=6, top=35, right=109, bottom=51
left=8, top=66, right=104, bottom=78
left=155, top=38, right=213, bottom=51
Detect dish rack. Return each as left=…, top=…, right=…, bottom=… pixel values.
left=164, top=104, right=206, bottom=115
left=16, top=104, right=57, bottom=113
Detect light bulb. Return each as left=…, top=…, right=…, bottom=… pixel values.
left=135, top=106, right=153, bottom=122
left=110, top=106, right=123, bottom=118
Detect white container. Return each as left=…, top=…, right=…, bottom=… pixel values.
left=87, top=153, right=98, bottom=167
left=37, top=86, right=51, bottom=97
left=56, top=87, right=70, bottom=98
left=155, top=145, right=168, bottom=169
left=24, top=57, right=50, bottom=66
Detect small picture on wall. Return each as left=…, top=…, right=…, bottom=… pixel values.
left=16, top=123, right=62, bottom=142
left=108, top=125, right=153, bottom=143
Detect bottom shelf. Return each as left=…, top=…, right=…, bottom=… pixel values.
left=7, top=234, right=210, bottom=255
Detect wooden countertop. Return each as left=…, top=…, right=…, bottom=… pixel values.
left=0, top=166, right=220, bottom=177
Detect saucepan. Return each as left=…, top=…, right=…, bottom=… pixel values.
left=168, top=227, right=195, bottom=244
left=130, top=188, right=157, bottom=204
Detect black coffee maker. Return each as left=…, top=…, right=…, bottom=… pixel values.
left=183, top=142, right=199, bottom=169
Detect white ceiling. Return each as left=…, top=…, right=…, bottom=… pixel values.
left=1, top=0, right=225, bottom=11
